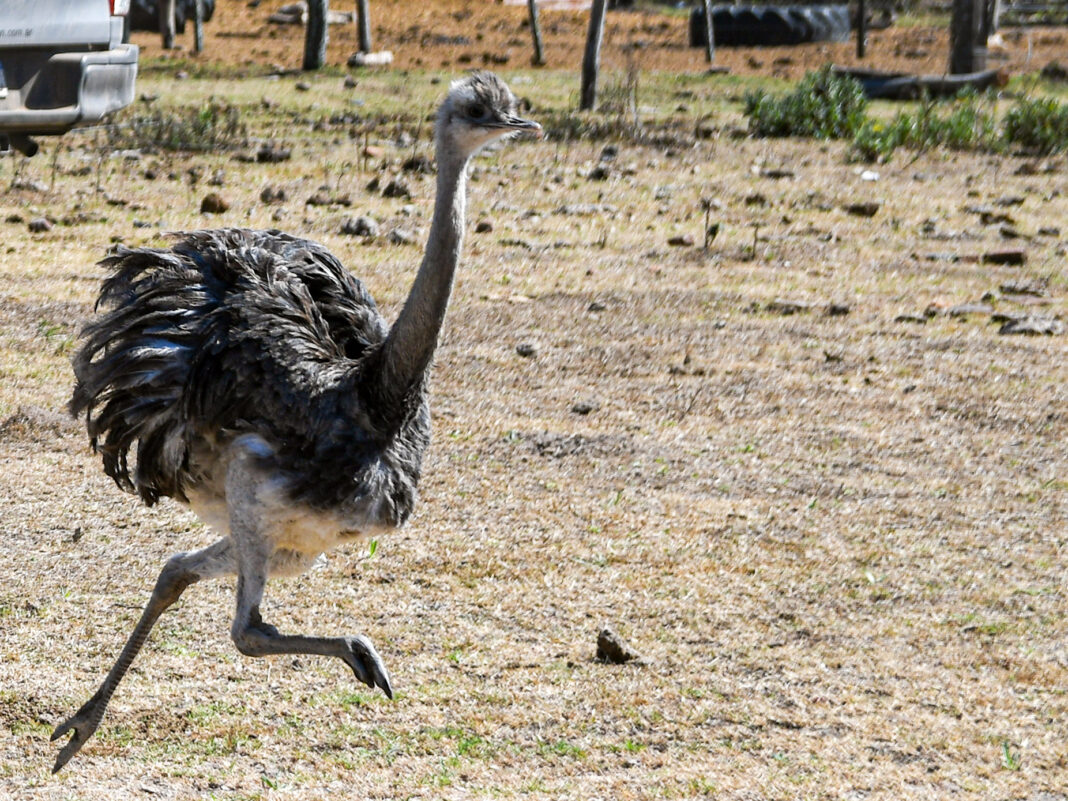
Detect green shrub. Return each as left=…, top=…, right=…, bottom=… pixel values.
left=1002, top=96, right=1068, bottom=154
left=744, top=66, right=868, bottom=140
left=849, top=90, right=1000, bottom=162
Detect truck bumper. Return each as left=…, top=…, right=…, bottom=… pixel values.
left=0, top=43, right=138, bottom=135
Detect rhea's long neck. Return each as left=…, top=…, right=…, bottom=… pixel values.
left=371, top=146, right=468, bottom=415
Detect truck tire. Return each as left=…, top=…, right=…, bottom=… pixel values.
left=689, top=5, right=851, bottom=47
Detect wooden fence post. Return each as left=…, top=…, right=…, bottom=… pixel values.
left=580, top=0, right=607, bottom=111
left=949, top=0, right=986, bottom=74
left=158, top=0, right=176, bottom=49
left=528, top=0, right=546, bottom=66
left=856, top=0, right=867, bottom=58
left=303, top=0, right=329, bottom=70
left=702, top=0, right=715, bottom=63
left=193, top=0, right=205, bottom=54
left=356, top=0, right=372, bottom=54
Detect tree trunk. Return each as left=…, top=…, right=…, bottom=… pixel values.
left=158, top=0, right=176, bottom=49
left=856, top=0, right=867, bottom=58
left=303, top=0, right=329, bottom=71
left=193, top=0, right=205, bottom=54
left=702, top=0, right=715, bottom=63
left=528, top=0, right=545, bottom=66
left=356, top=0, right=372, bottom=54
left=949, top=0, right=986, bottom=74
left=580, top=0, right=607, bottom=111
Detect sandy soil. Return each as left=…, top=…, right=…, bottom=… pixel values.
left=132, top=0, right=1068, bottom=80
left=0, top=10, right=1065, bottom=801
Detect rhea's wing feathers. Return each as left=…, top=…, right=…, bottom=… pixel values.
left=71, top=228, right=387, bottom=505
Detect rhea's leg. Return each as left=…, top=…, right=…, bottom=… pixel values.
left=51, top=538, right=235, bottom=773
left=224, top=453, right=392, bottom=698
left=228, top=554, right=393, bottom=698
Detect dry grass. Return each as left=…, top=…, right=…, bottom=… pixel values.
left=0, top=66, right=1065, bottom=800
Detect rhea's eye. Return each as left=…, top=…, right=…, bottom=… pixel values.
left=466, top=103, right=488, bottom=121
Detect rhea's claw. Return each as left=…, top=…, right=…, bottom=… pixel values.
left=51, top=704, right=100, bottom=773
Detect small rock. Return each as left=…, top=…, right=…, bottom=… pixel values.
left=340, top=215, right=379, bottom=237
left=999, top=225, right=1024, bottom=239
left=844, top=201, right=881, bottom=217
left=947, top=302, right=993, bottom=317
left=208, top=168, right=226, bottom=187
left=200, top=193, right=229, bottom=214
left=388, top=228, right=416, bottom=245
left=667, top=233, right=694, bottom=247
left=347, top=50, right=394, bottom=68
left=295, top=81, right=312, bottom=92
left=983, top=249, right=1026, bottom=265
left=587, top=300, right=607, bottom=312
left=474, top=220, right=493, bottom=233
left=306, top=191, right=351, bottom=207
left=402, top=155, right=434, bottom=174
left=894, top=313, right=928, bottom=324
left=1037, top=226, right=1060, bottom=237
left=362, top=145, right=385, bottom=160
left=767, top=298, right=812, bottom=315
left=999, top=316, right=1064, bottom=336
left=744, top=193, right=768, bottom=207
left=5, top=213, right=24, bottom=223
left=555, top=203, right=617, bottom=216
left=860, top=170, right=880, bottom=181
left=999, top=280, right=1045, bottom=297
left=343, top=75, right=358, bottom=89
left=28, top=217, right=53, bottom=233
left=588, top=165, right=610, bottom=181
left=994, top=195, right=1025, bottom=207
left=256, top=143, right=292, bottom=163
left=515, top=342, right=537, bottom=358
left=826, top=303, right=851, bottom=316
left=260, top=184, right=287, bottom=204
left=596, top=627, right=642, bottom=664
left=382, top=179, right=411, bottom=199
left=571, top=400, right=599, bottom=415
left=599, top=145, right=618, bottom=162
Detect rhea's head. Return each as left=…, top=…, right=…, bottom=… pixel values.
left=436, top=71, right=541, bottom=161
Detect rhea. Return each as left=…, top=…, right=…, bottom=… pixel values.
left=51, top=72, right=540, bottom=772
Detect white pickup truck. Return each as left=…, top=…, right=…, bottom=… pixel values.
left=0, top=0, right=138, bottom=155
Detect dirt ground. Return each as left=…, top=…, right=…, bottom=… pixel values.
left=133, top=0, right=1068, bottom=81
left=0, top=5, right=1066, bottom=800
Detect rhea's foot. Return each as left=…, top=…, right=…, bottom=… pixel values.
left=342, top=635, right=393, bottom=698
left=50, top=690, right=106, bottom=773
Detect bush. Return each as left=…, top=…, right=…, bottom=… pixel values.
left=1002, top=96, right=1068, bottom=154
left=744, top=66, right=868, bottom=140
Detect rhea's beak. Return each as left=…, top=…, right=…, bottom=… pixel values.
left=502, top=115, right=543, bottom=139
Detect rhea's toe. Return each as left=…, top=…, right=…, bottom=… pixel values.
left=343, top=635, right=393, bottom=698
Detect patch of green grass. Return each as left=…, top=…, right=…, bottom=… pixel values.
left=1002, top=95, right=1068, bottom=154
left=744, top=66, right=868, bottom=140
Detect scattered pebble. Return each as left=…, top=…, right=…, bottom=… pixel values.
left=999, top=316, right=1064, bottom=336
left=256, top=143, right=291, bottom=163
left=596, top=627, right=642, bottom=665
left=200, top=193, right=229, bottom=214
left=667, top=233, right=694, bottom=247
left=844, top=201, right=881, bottom=217
left=474, top=220, right=493, bottom=233
left=571, top=401, right=599, bottom=415
left=295, top=81, right=312, bottom=92
left=340, top=215, right=379, bottom=237
left=388, top=228, right=416, bottom=245
left=825, top=303, right=851, bottom=316
left=515, top=342, right=537, bottom=358
left=260, top=184, right=287, bottom=204
left=588, top=165, right=610, bottom=181
left=982, top=249, right=1026, bottom=265
left=587, top=300, right=607, bottom=312
left=383, top=179, right=411, bottom=199
left=947, top=303, right=993, bottom=317
left=28, top=217, right=53, bottom=233
left=767, top=298, right=812, bottom=315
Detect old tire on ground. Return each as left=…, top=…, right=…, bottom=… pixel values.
left=130, top=0, right=217, bottom=34
left=689, top=5, right=851, bottom=47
